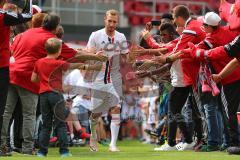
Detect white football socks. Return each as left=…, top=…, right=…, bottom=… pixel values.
left=110, top=114, right=121, bottom=147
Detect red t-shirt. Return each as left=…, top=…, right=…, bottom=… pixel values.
left=10, top=27, right=77, bottom=94
left=33, top=58, right=70, bottom=94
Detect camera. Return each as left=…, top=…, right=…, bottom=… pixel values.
left=151, top=20, right=161, bottom=26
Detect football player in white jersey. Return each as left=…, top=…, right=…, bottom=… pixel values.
left=86, top=9, right=129, bottom=152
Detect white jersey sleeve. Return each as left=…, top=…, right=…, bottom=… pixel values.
left=87, top=32, right=96, bottom=50
left=120, top=33, right=129, bottom=54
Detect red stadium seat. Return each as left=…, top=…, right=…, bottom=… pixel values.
left=134, top=2, right=148, bottom=12
left=124, top=1, right=134, bottom=14
left=189, top=4, right=201, bottom=14
left=156, top=3, right=170, bottom=13
left=142, top=16, right=152, bottom=24
left=123, top=0, right=219, bottom=26
left=130, top=2, right=151, bottom=25
left=129, top=15, right=141, bottom=26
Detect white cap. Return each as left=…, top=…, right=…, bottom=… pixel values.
left=32, top=5, right=42, bottom=15
left=203, top=12, right=221, bottom=26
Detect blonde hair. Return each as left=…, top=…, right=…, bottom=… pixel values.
left=106, top=9, right=119, bottom=17
left=45, top=38, right=62, bottom=55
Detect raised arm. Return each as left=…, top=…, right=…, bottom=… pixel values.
left=2, top=0, right=32, bottom=26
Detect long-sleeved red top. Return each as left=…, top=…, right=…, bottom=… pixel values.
left=191, top=26, right=240, bottom=85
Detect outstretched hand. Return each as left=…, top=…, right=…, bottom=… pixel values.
left=135, top=71, right=150, bottom=78
left=141, top=29, right=150, bottom=39
left=179, top=42, right=196, bottom=58
left=95, top=54, right=108, bottom=62
left=167, top=42, right=196, bottom=60
left=137, top=60, right=156, bottom=71
left=212, top=74, right=222, bottom=83
left=87, top=64, right=102, bottom=71
left=152, top=55, right=166, bottom=63
left=145, top=22, right=153, bottom=31
left=156, top=48, right=167, bottom=56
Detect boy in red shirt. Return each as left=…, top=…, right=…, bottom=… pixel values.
left=31, top=38, right=95, bottom=157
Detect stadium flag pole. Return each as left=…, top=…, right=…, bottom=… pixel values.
left=29, top=0, right=32, bottom=14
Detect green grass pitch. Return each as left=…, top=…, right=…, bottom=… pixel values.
left=1, top=140, right=239, bottom=160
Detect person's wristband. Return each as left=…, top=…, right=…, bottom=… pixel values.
left=165, top=57, right=171, bottom=63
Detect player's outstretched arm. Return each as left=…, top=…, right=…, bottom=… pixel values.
left=69, top=63, right=102, bottom=71
left=74, top=54, right=108, bottom=62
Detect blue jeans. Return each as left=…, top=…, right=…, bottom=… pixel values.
left=217, top=106, right=230, bottom=146
left=38, top=92, right=69, bottom=155
left=200, top=92, right=221, bottom=146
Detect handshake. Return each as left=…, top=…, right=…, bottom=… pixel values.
left=76, top=47, right=109, bottom=62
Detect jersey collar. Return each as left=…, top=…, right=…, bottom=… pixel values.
left=184, top=17, right=192, bottom=28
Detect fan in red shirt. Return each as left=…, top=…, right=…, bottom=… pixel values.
left=31, top=38, right=100, bottom=157
left=31, top=38, right=74, bottom=157
left=10, top=14, right=106, bottom=94
left=143, top=13, right=205, bottom=87
left=10, top=15, right=77, bottom=94
left=33, top=58, right=69, bottom=94
left=166, top=0, right=240, bottom=154
left=0, top=0, right=32, bottom=156
left=144, top=5, right=206, bottom=151
left=211, top=0, right=240, bottom=81
left=216, top=0, right=240, bottom=155
left=169, top=12, right=240, bottom=86
left=168, top=12, right=240, bottom=149
left=1, top=12, right=107, bottom=156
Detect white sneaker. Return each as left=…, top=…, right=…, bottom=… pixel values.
left=154, top=144, right=177, bottom=151
left=109, top=146, right=120, bottom=152
left=177, top=142, right=195, bottom=151
left=89, top=137, right=98, bottom=152
left=175, top=142, right=184, bottom=150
